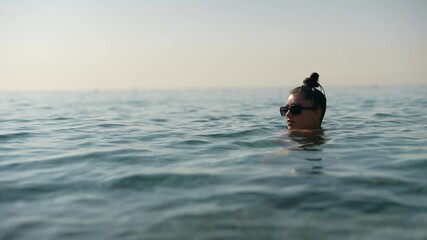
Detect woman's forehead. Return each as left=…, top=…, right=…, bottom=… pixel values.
left=287, top=93, right=310, bottom=104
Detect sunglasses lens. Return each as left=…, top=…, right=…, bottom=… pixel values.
left=290, top=105, right=302, bottom=115
left=280, top=106, right=288, bottom=116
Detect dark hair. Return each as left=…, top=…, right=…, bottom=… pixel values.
left=290, top=72, right=327, bottom=122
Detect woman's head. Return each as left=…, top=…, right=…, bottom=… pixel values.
left=280, top=72, right=327, bottom=130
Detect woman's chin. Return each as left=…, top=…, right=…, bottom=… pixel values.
left=286, top=122, right=296, bottom=130
left=287, top=123, right=300, bottom=130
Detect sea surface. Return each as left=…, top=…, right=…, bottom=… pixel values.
left=1, top=86, right=427, bottom=240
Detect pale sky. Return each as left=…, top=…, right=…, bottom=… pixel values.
left=1, top=0, right=426, bottom=90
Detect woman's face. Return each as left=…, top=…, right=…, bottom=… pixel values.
left=285, top=93, right=321, bottom=130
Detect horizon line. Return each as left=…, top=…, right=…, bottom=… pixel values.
left=1, top=83, right=426, bottom=92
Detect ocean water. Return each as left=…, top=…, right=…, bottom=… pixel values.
left=1, top=86, right=427, bottom=240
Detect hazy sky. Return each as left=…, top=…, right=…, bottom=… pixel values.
left=1, top=0, right=426, bottom=90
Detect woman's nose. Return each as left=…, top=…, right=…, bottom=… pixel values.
left=285, top=109, right=292, bottom=117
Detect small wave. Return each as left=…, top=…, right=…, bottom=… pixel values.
left=96, top=123, right=128, bottom=128
left=233, top=139, right=281, bottom=148
left=339, top=195, right=407, bottom=214
left=51, top=117, right=72, bottom=121
left=373, top=112, right=394, bottom=118
left=0, top=132, right=33, bottom=141
left=235, top=114, right=257, bottom=120
left=207, top=116, right=225, bottom=121
left=150, top=118, right=169, bottom=123
left=178, top=139, right=210, bottom=145
left=109, top=173, right=220, bottom=190
left=191, top=119, right=209, bottom=123
left=1, top=148, right=150, bottom=170
left=199, top=128, right=269, bottom=138
left=0, top=181, right=102, bottom=203
left=273, top=190, right=341, bottom=210
left=0, top=184, right=64, bottom=202
left=339, top=175, right=411, bottom=188
left=395, top=158, right=427, bottom=171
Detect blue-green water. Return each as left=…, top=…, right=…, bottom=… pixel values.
left=1, top=87, right=427, bottom=240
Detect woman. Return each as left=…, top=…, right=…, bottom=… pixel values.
left=280, top=72, right=327, bottom=131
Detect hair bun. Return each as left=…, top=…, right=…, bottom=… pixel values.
left=303, top=72, right=320, bottom=89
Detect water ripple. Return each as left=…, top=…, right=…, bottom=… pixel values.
left=1, top=88, right=427, bottom=240
left=109, top=173, right=221, bottom=190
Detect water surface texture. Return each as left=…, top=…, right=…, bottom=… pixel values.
left=1, top=87, right=427, bottom=240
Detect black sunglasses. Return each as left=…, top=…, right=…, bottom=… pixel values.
left=280, top=104, right=318, bottom=116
